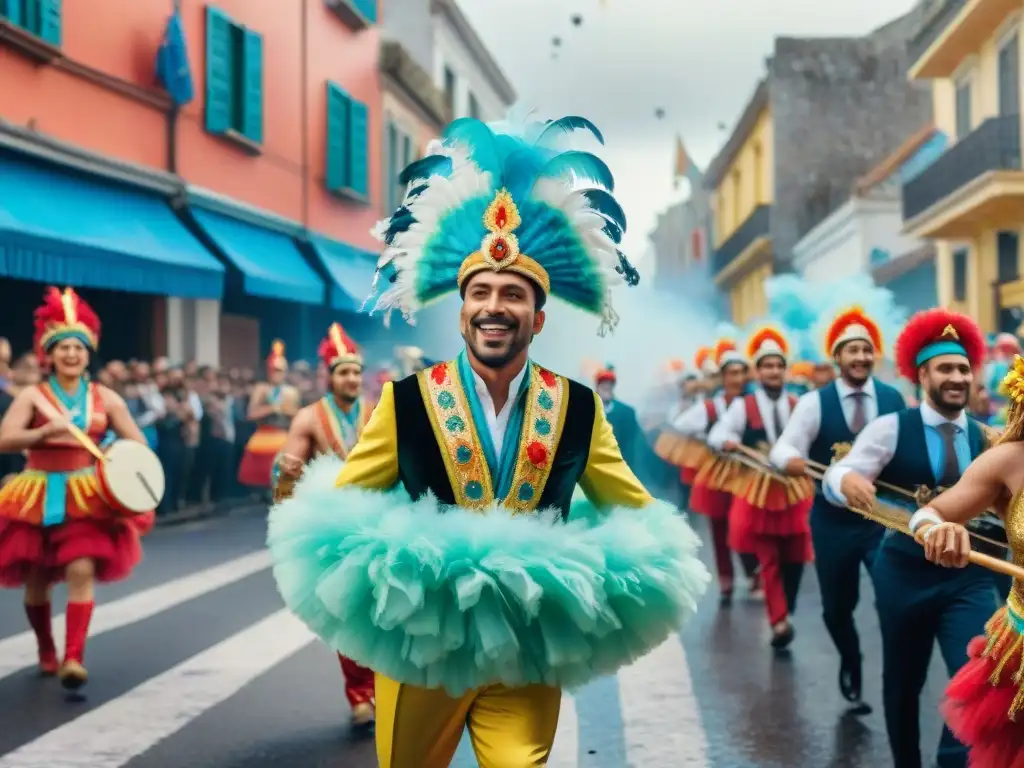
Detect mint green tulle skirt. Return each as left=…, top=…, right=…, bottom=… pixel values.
left=267, top=455, right=710, bottom=695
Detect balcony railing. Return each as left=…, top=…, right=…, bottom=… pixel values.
left=909, top=0, right=967, bottom=65
left=713, top=204, right=770, bottom=275
left=902, top=114, right=1021, bottom=221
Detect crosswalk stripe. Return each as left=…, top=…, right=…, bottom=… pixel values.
left=618, top=635, right=708, bottom=766
left=0, top=609, right=313, bottom=768
left=547, top=692, right=579, bottom=767
left=0, top=550, right=271, bottom=682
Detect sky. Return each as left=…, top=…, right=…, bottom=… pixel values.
left=458, top=0, right=920, bottom=268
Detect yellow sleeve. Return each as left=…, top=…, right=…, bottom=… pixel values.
left=334, top=382, right=400, bottom=490
left=578, top=391, right=653, bottom=509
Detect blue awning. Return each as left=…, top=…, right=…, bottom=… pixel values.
left=308, top=235, right=377, bottom=311
left=0, top=152, right=223, bottom=299
left=191, top=209, right=324, bottom=304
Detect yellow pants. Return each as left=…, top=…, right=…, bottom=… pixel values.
left=375, top=673, right=562, bottom=768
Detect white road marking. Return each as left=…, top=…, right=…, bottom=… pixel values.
left=548, top=691, right=579, bottom=767
left=618, top=635, right=708, bottom=766
left=0, top=610, right=314, bottom=768
left=0, top=550, right=271, bottom=681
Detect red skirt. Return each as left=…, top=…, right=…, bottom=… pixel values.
left=238, top=426, right=288, bottom=488
left=0, top=515, right=152, bottom=587
left=944, top=606, right=1024, bottom=768
left=689, top=454, right=740, bottom=520
left=727, top=474, right=814, bottom=559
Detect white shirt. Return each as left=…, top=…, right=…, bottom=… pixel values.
left=671, top=395, right=729, bottom=437
left=707, top=388, right=794, bottom=448
left=769, top=378, right=879, bottom=468
left=468, top=361, right=529, bottom=459
left=823, top=401, right=968, bottom=506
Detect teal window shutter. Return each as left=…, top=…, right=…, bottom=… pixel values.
left=1, top=0, right=24, bottom=27
left=241, top=30, right=263, bottom=143
left=356, top=0, right=377, bottom=24
left=38, top=0, right=60, bottom=45
left=401, top=133, right=412, bottom=170
left=205, top=6, right=233, bottom=135
left=325, top=83, right=350, bottom=192
left=386, top=121, right=398, bottom=210
left=347, top=99, right=369, bottom=198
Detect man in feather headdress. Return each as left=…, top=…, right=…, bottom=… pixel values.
left=273, top=323, right=376, bottom=727
left=823, top=309, right=1002, bottom=768
left=267, top=114, right=709, bottom=767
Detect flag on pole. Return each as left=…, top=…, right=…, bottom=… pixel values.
left=673, top=135, right=703, bottom=190
left=155, top=6, right=194, bottom=106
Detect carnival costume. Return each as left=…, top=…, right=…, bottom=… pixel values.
left=267, top=114, right=709, bottom=767
left=709, top=328, right=815, bottom=640
left=238, top=341, right=298, bottom=489
left=272, top=322, right=376, bottom=722
left=0, top=287, right=154, bottom=684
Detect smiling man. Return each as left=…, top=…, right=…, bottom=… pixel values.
left=266, top=115, right=709, bottom=767
left=770, top=307, right=905, bottom=713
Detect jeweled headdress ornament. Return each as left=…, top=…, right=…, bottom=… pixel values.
left=369, top=115, right=639, bottom=335
left=266, top=340, right=288, bottom=374
left=318, top=323, right=362, bottom=370
left=33, top=287, right=100, bottom=360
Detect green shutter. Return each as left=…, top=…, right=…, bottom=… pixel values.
left=205, top=6, right=233, bottom=135
left=38, top=0, right=60, bottom=45
left=241, top=29, right=263, bottom=144
left=347, top=99, right=369, bottom=198
left=325, top=83, right=350, bottom=192
left=401, top=133, right=412, bottom=169
left=386, top=121, right=398, bottom=210
left=1, top=0, right=24, bottom=27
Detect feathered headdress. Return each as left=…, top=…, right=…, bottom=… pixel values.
left=746, top=326, right=789, bottom=365
left=894, top=308, right=985, bottom=381
left=369, top=115, right=639, bottom=335
left=318, top=323, right=362, bottom=370
left=595, top=363, right=617, bottom=385
left=714, top=338, right=747, bottom=369
left=33, top=287, right=100, bottom=360
left=266, top=340, right=288, bottom=374
left=825, top=306, right=884, bottom=357
left=694, top=346, right=717, bottom=376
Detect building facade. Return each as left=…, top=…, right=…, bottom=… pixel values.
left=901, top=1, right=1023, bottom=334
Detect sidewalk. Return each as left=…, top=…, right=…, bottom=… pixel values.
left=154, top=496, right=267, bottom=527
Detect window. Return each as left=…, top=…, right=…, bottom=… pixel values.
left=443, top=66, right=456, bottom=115
left=205, top=6, right=263, bottom=146
left=0, top=0, right=61, bottom=45
left=998, top=32, right=1020, bottom=117
left=385, top=120, right=399, bottom=211
left=952, top=248, right=968, bottom=302
left=998, top=231, right=1020, bottom=284
left=954, top=76, right=972, bottom=139
left=325, top=82, right=369, bottom=200
left=468, top=91, right=480, bottom=120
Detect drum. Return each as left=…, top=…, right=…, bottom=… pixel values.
left=95, top=439, right=166, bottom=514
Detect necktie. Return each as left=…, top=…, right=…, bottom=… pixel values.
left=771, top=398, right=783, bottom=440
left=937, top=422, right=961, bottom=486
left=849, top=391, right=867, bottom=434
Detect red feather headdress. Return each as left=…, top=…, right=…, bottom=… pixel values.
left=266, top=340, right=288, bottom=374
left=789, top=361, right=815, bottom=381
left=746, top=326, right=789, bottom=364
left=33, top=287, right=100, bottom=360
left=825, top=306, right=883, bottom=357
left=714, top=338, right=747, bottom=369
left=595, top=363, right=616, bottom=385
left=894, top=308, right=984, bottom=381
left=694, top=346, right=716, bottom=375
left=318, top=323, right=362, bottom=370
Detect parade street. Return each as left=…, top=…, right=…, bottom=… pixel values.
left=0, top=510, right=950, bottom=768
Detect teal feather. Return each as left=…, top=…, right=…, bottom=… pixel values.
left=533, top=151, right=615, bottom=192
left=500, top=147, right=550, bottom=200
left=581, top=189, right=627, bottom=230
left=602, top=220, right=623, bottom=244
left=398, top=155, right=451, bottom=185
left=535, top=115, right=605, bottom=146
left=442, top=118, right=501, bottom=176
left=267, top=455, right=710, bottom=696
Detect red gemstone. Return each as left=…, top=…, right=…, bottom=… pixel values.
left=495, top=206, right=508, bottom=229
left=539, top=369, right=556, bottom=387
left=490, top=238, right=507, bottom=259
left=430, top=364, right=447, bottom=384
left=527, top=441, right=547, bottom=466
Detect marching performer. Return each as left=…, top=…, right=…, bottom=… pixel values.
left=921, top=355, right=1024, bottom=768
left=594, top=364, right=643, bottom=474
left=0, top=287, right=155, bottom=690
left=651, top=362, right=699, bottom=508
left=770, top=307, right=905, bottom=711
left=708, top=327, right=815, bottom=648
left=238, top=341, right=300, bottom=490
left=674, top=338, right=758, bottom=604
left=267, top=114, right=709, bottom=767
left=273, top=323, right=376, bottom=727
left=823, top=308, right=997, bottom=768
left=786, top=360, right=814, bottom=396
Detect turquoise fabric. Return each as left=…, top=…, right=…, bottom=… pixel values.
left=48, top=376, right=88, bottom=430
left=43, top=330, right=93, bottom=353
left=267, top=455, right=711, bottom=696
left=42, top=472, right=68, bottom=527
left=915, top=340, right=966, bottom=366
left=325, top=395, right=361, bottom=448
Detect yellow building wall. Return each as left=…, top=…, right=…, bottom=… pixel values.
left=713, top=108, right=774, bottom=248
left=728, top=262, right=771, bottom=326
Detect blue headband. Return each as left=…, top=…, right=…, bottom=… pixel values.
left=915, top=340, right=966, bottom=367
left=45, top=330, right=94, bottom=351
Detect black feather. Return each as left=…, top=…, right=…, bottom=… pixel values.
left=398, top=155, right=452, bottom=185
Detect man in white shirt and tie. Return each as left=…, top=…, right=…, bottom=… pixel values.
left=771, top=308, right=905, bottom=712
left=822, top=309, right=998, bottom=768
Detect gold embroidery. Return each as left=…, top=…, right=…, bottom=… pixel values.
left=830, top=441, right=852, bottom=464
left=418, top=361, right=494, bottom=509
left=504, top=366, right=568, bottom=514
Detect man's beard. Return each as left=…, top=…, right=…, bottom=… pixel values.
left=928, top=383, right=967, bottom=414
left=464, top=316, right=529, bottom=369
left=331, top=389, right=358, bottom=405
left=841, top=362, right=872, bottom=386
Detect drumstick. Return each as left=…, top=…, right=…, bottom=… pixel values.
left=30, top=389, right=107, bottom=464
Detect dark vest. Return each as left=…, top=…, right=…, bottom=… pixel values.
left=740, top=392, right=796, bottom=449
left=391, top=373, right=596, bottom=520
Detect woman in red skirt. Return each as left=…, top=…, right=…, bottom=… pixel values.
left=911, top=353, right=1024, bottom=767
left=0, top=287, right=155, bottom=689
left=238, top=341, right=300, bottom=489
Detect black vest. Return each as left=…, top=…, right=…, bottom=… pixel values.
left=391, top=373, right=596, bottom=520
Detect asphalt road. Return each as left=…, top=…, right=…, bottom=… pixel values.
left=0, top=508, right=951, bottom=767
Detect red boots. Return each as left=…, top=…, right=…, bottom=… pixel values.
left=59, top=601, right=94, bottom=690
left=24, top=602, right=58, bottom=676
